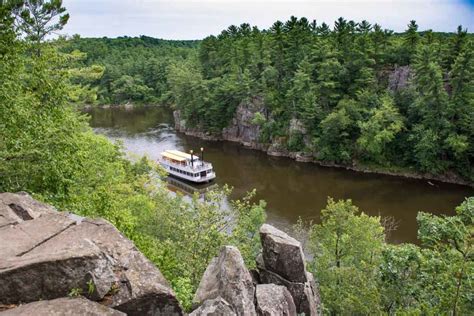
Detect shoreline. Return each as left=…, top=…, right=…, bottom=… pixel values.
left=81, top=103, right=163, bottom=110
left=176, top=128, right=474, bottom=189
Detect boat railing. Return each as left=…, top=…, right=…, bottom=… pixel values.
left=159, top=157, right=212, bottom=172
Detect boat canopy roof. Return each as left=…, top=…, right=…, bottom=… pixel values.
left=161, top=149, right=199, bottom=161
left=161, top=151, right=187, bottom=162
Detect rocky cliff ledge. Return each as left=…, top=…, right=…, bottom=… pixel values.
left=0, top=192, right=182, bottom=315
left=173, top=91, right=473, bottom=187
left=0, top=193, right=321, bottom=315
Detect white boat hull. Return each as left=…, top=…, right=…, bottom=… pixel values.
left=159, top=161, right=216, bottom=183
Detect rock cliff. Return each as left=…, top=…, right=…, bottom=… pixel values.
left=191, top=224, right=321, bottom=315
left=174, top=96, right=268, bottom=150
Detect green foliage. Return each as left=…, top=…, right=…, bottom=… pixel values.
left=2, top=3, right=474, bottom=314
left=68, top=287, right=82, bottom=298
left=357, top=95, right=404, bottom=164
left=315, top=98, right=361, bottom=163
left=308, top=198, right=385, bottom=314
left=130, top=186, right=265, bottom=309
left=58, top=35, right=198, bottom=105
left=304, top=197, right=474, bottom=315
left=86, top=279, right=95, bottom=296
left=416, top=198, right=473, bottom=315
left=251, top=112, right=266, bottom=125
left=11, top=0, right=69, bottom=51
left=169, top=17, right=474, bottom=181
left=0, top=4, right=265, bottom=311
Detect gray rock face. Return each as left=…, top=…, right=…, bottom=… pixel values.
left=173, top=110, right=187, bottom=133
left=0, top=193, right=182, bottom=316
left=258, top=224, right=320, bottom=316
left=259, top=224, right=307, bottom=283
left=256, top=284, right=296, bottom=316
left=388, top=65, right=413, bottom=92
left=193, top=246, right=256, bottom=316
left=0, top=192, right=56, bottom=228
left=222, top=96, right=265, bottom=148
left=189, top=297, right=236, bottom=316
left=259, top=268, right=319, bottom=316
left=0, top=297, right=125, bottom=316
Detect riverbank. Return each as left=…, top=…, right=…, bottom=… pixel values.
left=174, top=109, right=474, bottom=189
left=88, top=105, right=472, bottom=244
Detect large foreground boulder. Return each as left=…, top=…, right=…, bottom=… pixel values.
left=193, top=246, right=256, bottom=316
left=259, top=224, right=307, bottom=283
left=255, top=284, right=296, bottom=316
left=0, top=193, right=182, bottom=315
left=0, top=297, right=125, bottom=316
left=258, top=224, right=321, bottom=316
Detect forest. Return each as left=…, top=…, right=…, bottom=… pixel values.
left=58, top=35, right=197, bottom=105
left=167, top=17, right=474, bottom=183
left=0, top=0, right=472, bottom=314
left=61, top=19, right=474, bottom=183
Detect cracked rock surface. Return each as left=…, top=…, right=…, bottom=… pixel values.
left=193, top=246, right=257, bottom=316
left=0, top=193, right=182, bottom=315
left=258, top=224, right=321, bottom=316
left=0, top=297, right=125, bottom=316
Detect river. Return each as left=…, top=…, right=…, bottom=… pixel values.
left=86, top=106, right=474, bottom=244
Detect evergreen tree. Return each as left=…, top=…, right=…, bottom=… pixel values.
left=403, top=20, right=420, bottom=64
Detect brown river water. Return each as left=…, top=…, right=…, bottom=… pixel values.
left=86, top=106, right=474, bottom=244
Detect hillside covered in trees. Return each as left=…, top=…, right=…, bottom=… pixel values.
left=168, top=18, right=474, bottom=183
left=58, top=35, right=198, bottom=105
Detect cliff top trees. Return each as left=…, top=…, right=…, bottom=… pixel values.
left=169, top=16, right=473, bottom=181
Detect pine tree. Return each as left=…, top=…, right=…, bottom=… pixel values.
left=403, top=20, right=420, bottom=64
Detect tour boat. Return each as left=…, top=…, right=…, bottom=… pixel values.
left=158, top=149, right=216, bottom=183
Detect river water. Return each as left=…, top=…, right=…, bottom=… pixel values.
left=86, top=106, right=474, bottom=244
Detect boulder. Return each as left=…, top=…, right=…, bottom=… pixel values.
left=255, top=284, right=296, bottom=316
left=0, top=193, right=182, bottom=315
left=189, top=297, right=236, bottom=316
left=259, top=224, right=307, bottom=283
left=193, top=246, right=256, bottom=315
left=0, top=297, right=125, bottom=316
left=258, top=224, right=321, bottom=315
left=259, top=268, right=319, bottom=316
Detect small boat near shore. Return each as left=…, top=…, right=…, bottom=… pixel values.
left=158, top=149, right=216, bottom=183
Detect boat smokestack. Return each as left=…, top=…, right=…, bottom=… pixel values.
left=190, top=150, right=194, bottom=167
left=200, top=147, right=204, bottom=166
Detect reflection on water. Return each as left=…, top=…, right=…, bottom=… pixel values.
left=85, top=106, right=474, bottom=244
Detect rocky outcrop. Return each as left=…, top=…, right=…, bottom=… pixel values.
left=189, top=297, right=236, bottom=316
left=0, top=193, right=182, bottom=315
left=193, top=224, right=321, bottom=316
left=193, top=246, right=256, bottom=315
left=255, top=284, right=296, bottom=316
left=259, top=224, right=307, bottom=283
left=0, top=297, right=125, bottom=316
left=257, top=224, right=321, bottom=316
left=388, top=65, right=413, bottom=92
left=174, top=96, right=268, bottom=149
left=222, top=96, right=266, bottom=149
